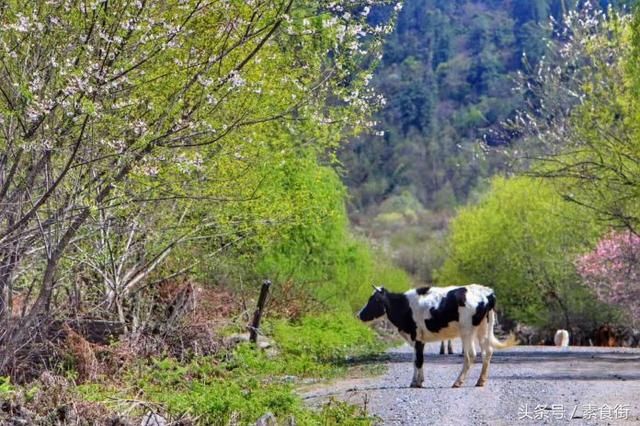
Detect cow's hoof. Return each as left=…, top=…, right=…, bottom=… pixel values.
left=452, top=382, right=462, bottom=388
left=410, top=382, right=423, bottom=388
left=475, top=380, right=486, bottom=387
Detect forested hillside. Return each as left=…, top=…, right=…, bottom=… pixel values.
left=342, top=0, right=626, bottom=213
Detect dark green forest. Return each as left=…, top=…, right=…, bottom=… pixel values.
left=341, top=0, right=627, bottom=212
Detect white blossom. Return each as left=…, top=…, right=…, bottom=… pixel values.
left=228, top=70, right=245, bottom=88
left=132, top=120, right=148, bottom=136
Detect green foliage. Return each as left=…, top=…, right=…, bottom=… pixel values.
left=140, top=373, right=302, bottom=425
left=316, top=399, right=375, bottom=426
left=312, top=238, right=413, bottom=312
left=223, top=153, right=414, bottom=313
left=493, top=5, right=640, bottom=326
left=271, top=313, right=385, bottom=364
left=508, top=5, right=640, bottom=234
left=76, top=383, right=119, bottom=403
left=560, top=12, right=640, bottom=232
left=0, top=376, right=13, bottom=394
left=341, top=0, right=627, bottom=214
left=632, top=4, right=640, bottom=94
left=0, top=0, right=401, bottom=353
left=357, top=193, right=449, bottom=283
left=250, top=156, right=349, bottom=282
left=378, top=191, right=425, bottom=216
left=0, top=0, right=402, bottom=423
left=77, top=315, right=386, bottom=425
left=438, top=176, right=617, bottom=328
left=387, top=223, right=448, bottom=283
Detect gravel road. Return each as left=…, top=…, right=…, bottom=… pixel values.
left=302, top=341, right=640, bottom=425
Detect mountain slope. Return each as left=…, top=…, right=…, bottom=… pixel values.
left=340, top=0, right=625, bottom=213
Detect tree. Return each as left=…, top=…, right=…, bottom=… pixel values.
left=438, top=176, right=613, bottom=330
left=506, top=5, right=640, bottom=234
left=0, top=0, right=400, bottom=373
left=576, top=231, right=640, bottom=325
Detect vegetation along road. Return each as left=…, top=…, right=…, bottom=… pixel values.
left=303, top=341, right=640, bottom=425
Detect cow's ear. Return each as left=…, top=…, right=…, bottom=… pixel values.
left=379, top=286, right=387, bottom=294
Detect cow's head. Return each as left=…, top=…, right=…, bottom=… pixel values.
left=358, top=285, right=388, bottom=322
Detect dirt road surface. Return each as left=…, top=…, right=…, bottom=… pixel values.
left=302, top=341, right=640, bottom=425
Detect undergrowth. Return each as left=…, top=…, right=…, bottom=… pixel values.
left=71, top=312, right=387, bottom=425
left=1, top=230, right=411, bottom=424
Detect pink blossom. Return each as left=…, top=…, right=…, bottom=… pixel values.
left=576, top=231, right=640, bottom=324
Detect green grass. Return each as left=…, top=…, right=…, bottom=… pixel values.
left=270, top=312, right=385, bottom=365
left=76, top=311, right=387, bottom=425
left=0, top=376, right=14, bottom=394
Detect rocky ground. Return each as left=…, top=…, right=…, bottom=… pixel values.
left=302, top=341, right=640, bottom=425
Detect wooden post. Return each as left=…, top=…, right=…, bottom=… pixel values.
left=249, top=280, right=271, bottom=344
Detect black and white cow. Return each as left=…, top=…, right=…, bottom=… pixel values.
left=358, top=284, right=517, bottom=388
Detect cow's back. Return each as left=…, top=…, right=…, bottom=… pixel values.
left=407, top=284, right=495, bottom=343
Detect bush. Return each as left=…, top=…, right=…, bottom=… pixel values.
left=271, top=312, right=385, bottom=364
left=576, top=231, right=640, bottom=325
left=438, top=176, right=618, bottom=330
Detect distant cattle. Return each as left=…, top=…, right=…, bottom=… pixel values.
left=358, top=284, right=517, bottom=388
left=554, top=329, right=569, bottom=347
left=594, top=325, right=618, bottom=347
left=441, top=339, right=479, bottom=355
left=439, top=340, right=454, bottom=355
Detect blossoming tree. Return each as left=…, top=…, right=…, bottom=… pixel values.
left=576, top=231, right=640, bottom=325
left=0, top=0, right=402, bottom=372
left=503, top=5, right=640, bottom=234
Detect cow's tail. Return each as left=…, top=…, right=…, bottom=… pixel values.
left=488, top=310, right=518, bottom=349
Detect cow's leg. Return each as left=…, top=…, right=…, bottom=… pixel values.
left=452, top=333, right=476, bottom=388
left=410, top=341, right=425, bottom=388
left=447, top=339, right=454, bottom=354
left=458, top=339, right=465, bottom=356
left=475, top=319, right=493, bottom=387
left=439, top=341, right=445, bottom=355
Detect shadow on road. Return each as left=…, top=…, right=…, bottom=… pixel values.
left=381, top=348, right=640, bottom=365
left=495, top=372, right=640, bottom=381
left=371, top=347, right=640, bottom=382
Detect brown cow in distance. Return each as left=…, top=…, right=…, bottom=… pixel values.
left=594, top=325, right=618, bottom=347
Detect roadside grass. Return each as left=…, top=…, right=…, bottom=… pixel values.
left=72, top=312, right=388, bottom=424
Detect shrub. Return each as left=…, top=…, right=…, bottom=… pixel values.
left=72, top=309, right=389, bottom=425
left=576, top=231, right=640, bottom=325
left=438, top=176, right=616, bottom=330
left=271, top=312, right=385, bottom=364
